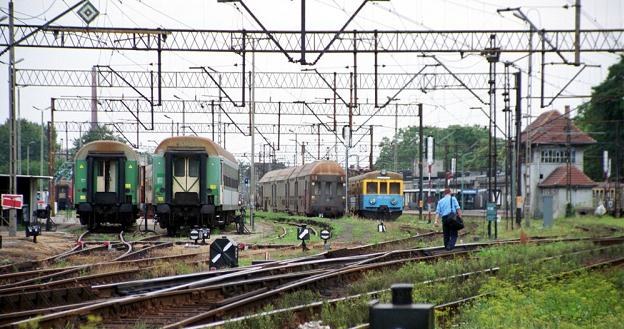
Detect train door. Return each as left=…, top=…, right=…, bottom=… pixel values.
left=95, top=160, right=117, bottom=193
left=172, top=155, right=200, bottom=201
left=294, top=180, right=299, bottom=213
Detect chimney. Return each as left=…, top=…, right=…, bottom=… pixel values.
left=564, top=105, right=571, bottom=119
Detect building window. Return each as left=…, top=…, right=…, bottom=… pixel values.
left=540, top=148, right=575, bottom=163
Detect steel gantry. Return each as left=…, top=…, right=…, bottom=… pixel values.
left=53, top=97, right=423, bottom=116
left=15, top=68, right=510, bottom=90
left=1, top=26, right=623, bottom=54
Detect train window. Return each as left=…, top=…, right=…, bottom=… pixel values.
left=174, top=158, right=185, bottom=177
left=326, top=182, right=332, bottom=197
left=390, top=182, right=401, bottom=194
left=188, top=158, right=200, bottom=177
left=380, top=182, right=388, bottom=194
left=366, top=182, right=378, bottom=194
left=315, top=182, right=321, bottom=195
left=96, top=162, right=104, bottom=176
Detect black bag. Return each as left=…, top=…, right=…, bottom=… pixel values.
left=442, top=197, right=464, bottom=230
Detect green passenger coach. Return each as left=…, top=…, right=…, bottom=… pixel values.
left=74, top=140, right=140, bottom=229
left=150, top=136, right=239, bottom=235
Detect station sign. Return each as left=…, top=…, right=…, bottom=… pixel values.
left=1, top=194, right=23, bottom=210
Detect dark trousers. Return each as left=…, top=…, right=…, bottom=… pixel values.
left=442, top=216, right=459, bottom=250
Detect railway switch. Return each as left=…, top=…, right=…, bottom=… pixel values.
left=369, top=283, right=434, bottom=329
left=210, top=236, right=239, bottom=269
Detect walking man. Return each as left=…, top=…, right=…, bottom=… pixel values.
left=435, top=188, right=462, bottom=250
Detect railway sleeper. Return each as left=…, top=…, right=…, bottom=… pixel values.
left=0, top=286, right=95, bottom=313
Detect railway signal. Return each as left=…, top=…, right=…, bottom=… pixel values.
left=320, top=229, right=331, bottom=251
left=189, top=227, right=211, bottom=244
left=189, top=228, right=200, bottom=244
left=297, top=224, right=311, bottom=251
left=369, top=283, right=434, bottom=329
left=210, top=236, right=239, bottom=269
left=25, top=222, right=41, bottom=243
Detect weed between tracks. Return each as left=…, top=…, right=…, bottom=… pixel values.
left=223, top=241, right=624, bottom=329
left=457, top=270, right=624, bottom=329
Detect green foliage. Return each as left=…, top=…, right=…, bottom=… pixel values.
left=574, top=55, right=624, bottom=181
left=459, top=272, right=624, bottom=329
left=374, top=125, right=506, bottom=172
left=0, top=118, right=56, bottom=175
left=70, top=126, right=125, bottom=157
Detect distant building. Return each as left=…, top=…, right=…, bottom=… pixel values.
left=521, top=108, right=597, bottom=218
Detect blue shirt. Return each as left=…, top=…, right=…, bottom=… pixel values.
left=436, top=195, right=460, bottom=217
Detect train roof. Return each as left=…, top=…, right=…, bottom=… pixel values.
left=258, top=167, right=296, bottom=183
left=349, top=170, right=403, bottom=182
left=293, top=160, right=345, bottom=178
left=259, top=160, right=344, bottom=183
left=75, top=140, right=138, bottom=161
left=154, top=136, right=236, bottom=163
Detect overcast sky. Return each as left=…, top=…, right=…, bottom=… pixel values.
left=1, top=0, right=623, bottom=168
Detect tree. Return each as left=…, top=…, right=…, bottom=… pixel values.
left=375, top=125, right=506, bottom=173
left=575, top=55, right=624, bottom=181
left=0, top=119, right=57, bottom=175
left=70, top=125, right=125, bottom=157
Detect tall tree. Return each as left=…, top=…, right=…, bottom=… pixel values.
left=375, top=125, right=506, bottom=173
left=575, top=55, right=624, bottom=181
left=0, top=119, right=57, bottom=175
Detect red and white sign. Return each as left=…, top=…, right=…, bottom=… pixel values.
left=1, top=194, right=23, bottom=209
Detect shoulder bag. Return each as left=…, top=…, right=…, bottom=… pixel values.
left=442, top=196, right=464, bottom=230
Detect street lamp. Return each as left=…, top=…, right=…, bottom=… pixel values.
left=26, top=141, right=35, bottom=176
left=164, top=115, right=175, bottom=137
left=173, top=95, right=185, bottom=135
left=33, top=106, right=50, bottom=191
left=289, top=129, right=298, bottom=166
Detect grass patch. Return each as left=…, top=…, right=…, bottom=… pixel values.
left=457, top=270, right=624, bottom=329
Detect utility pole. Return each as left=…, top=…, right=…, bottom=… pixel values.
left=514, top=72, right=522, bottom=226
left=565, top=105, right=572, bottom=216
left=393, top=103, right=398, bottom=171
left=211, top=100, right=215, bottom=141
left=418, top=104, right=424, bottom=222
left=33, top=106, right=47, bottom=191
left=369, top=125, right=374, bottom=170
left=8, top=0, right=17, bottom=236
left=249, top=39, right=256, bottom=231
left=616, top=121, right=621, bottom=217
left=574, top=0, right=581, bottom=65
left=48, top=98, right=56, bottom=217
left=485, top=34, right=500, bottom=239
left=317, top=123, right=321, bottom=160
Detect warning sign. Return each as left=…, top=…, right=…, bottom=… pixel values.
left=1, top=194, right=23, bottom=209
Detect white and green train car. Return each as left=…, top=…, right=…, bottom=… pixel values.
left=150, top=136, right=239, bottom=235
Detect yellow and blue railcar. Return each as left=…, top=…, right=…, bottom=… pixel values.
left=349, top=170, right=404, bottom=220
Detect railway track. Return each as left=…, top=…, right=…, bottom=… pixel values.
left=4, top=235, right=622, bottom=329
left=0, top=230, right=92, bottom=275
left=0, top=231, right=175, bottom=287
left=197, top=244, right=624, bottom=329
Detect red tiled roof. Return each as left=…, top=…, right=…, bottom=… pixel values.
left=538, top=165, right=597, bottom=188
left=520, top=110, right=596, bottom=145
